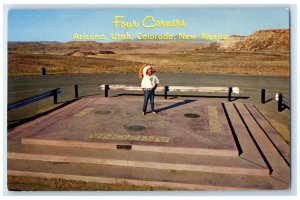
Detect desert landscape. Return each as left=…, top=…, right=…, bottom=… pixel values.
left=8, top=29, right=289, bottom=76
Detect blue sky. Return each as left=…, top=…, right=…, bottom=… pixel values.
left=8, top=8, right=289, bottom=42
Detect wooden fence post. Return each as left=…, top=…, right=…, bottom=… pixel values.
left=164, top=86, right=169, bottom=99
left=278, top=93, right=283, bottom=112
left=53, top=89, right=58, bottom=104
left=261, top=89, right=265, bottom=104
left=228, top=87, right=232, bottom=102
left=105, top=84, right=109, bottom=97
left=75, top=84, right=79, bottom=98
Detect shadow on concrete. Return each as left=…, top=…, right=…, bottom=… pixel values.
left=222, top=103, right=243, bottom=156
left=155, top=99, right=196, bottom=113
left=117, top=93, right=250, bottom=101
left=264, top=98, right=273, bottom=104
left=233, top=103, right=273, bottom=175
left=76, top=93, right=102, bottom=98
left=8, top=99, right=79, bottom=130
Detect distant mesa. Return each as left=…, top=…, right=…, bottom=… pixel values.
left=208, top=29, right=289, bottom=52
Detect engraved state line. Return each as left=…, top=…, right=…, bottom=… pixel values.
left=88, top=133, right=170, bottom=143
left=207, top=107, right=222, bottom=134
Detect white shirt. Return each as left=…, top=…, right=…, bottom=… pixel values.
left=141, top=75, right=159, bottom=89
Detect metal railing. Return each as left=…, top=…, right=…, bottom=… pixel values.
left=8, top=88, right=61, bottom=111
left=260, top=89, right=290, bottom=112
left=99, top=84, right=240, bottom=102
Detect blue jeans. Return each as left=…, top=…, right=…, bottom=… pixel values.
left=143, top=89, right=155, bottom=112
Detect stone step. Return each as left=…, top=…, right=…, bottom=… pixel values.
left=234, top=103, right=290, bottom=183
left=244, top=104, right=290, bottom=165
left=223, top=103, right=269, bottom=172
left=7, top=159, right=289, bottom=191
left=20, top=138, right=238, bottom=157
left=8, top=142, right=269, bottom=176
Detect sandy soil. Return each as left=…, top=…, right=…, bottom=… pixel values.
left=7, top=176, right=171, bottom=191
left=8, top=51, right=289, bottom=76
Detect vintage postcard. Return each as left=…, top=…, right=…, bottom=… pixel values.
left=6, top=7, right=290, bottom=192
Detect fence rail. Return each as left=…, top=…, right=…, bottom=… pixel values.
left=8, top=88, right=61, bottom=111
left=98, top=84, right=239, bottom=102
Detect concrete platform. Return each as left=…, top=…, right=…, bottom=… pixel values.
left=9, top=97, right=238, bottom=156
left=7, top=96, right=291, bottom=191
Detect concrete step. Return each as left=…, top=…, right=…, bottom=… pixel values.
left=7, top=159, right=289, bottom=191
left=244, top=104, right=290, bottom=165
left=8, top=142, right=269, bottom=176
left=234, top=103, right=290, bottom=184
left=20, top=138, right=238, bottom=157
left=223, top=103, right=269, bottom=172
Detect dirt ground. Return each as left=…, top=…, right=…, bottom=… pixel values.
left=8, top=51, right=289, bottom=76
left=7, top=176, right=171, bottom=191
